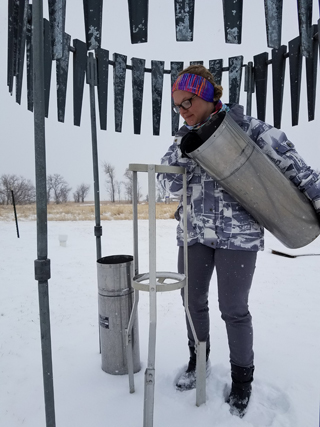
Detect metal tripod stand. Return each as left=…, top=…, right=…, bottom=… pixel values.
left=125, top=164, right=207, bottom=427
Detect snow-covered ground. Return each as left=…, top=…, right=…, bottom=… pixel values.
left=1, top=219, right=320, bottom=427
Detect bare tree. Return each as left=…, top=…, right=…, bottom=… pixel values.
left=115, top=180, right=122, bottom=202
left=103, top=162, right=116, bottom=202
left=73, top=183, right=90, bottom=203
left=0, top=174, right=36, bottom=205
left=123, top=168, right=142, bottom=203
left=47, top=174, right=71, bottom=204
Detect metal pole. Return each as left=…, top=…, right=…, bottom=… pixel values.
left=11, top=189, right=20, bottom=238
left=143, top=164, right=157, bottom=427
left=87, top=52, right=102, bottom=261
left=246, top=61, right=254, bottom=116
left=33, top=1, right=56, bottom=426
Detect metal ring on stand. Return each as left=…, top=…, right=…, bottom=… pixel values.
left=132, top=271, right=186, bottom=292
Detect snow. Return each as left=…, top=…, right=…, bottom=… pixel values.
left=1, top=219, right=320, bottom=427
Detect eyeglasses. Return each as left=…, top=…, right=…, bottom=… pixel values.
left=173, top=94, right=196, bottom=114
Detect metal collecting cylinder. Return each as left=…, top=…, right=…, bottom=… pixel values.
left=97, top=255, right=140, bottom=375
left=183, top=111, right=320, bottom=249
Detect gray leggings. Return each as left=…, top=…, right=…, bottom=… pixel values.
left=178, top=243, right=257, bottom=368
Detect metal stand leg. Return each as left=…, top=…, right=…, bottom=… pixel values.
left=196, top=341, right=207, bottom=406
left=126, top=288, right=139, bottom=393
left=182, top=172, right=207, bottom=406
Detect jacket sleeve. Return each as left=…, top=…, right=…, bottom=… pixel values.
left=248, top=118, right=320, bottom=214
left=157, top=137, right=198, bottom=196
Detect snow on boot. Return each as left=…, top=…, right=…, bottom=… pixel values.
left=227, top=364, right=254, bottom=418
left=175, top=346, right=210, bottom=391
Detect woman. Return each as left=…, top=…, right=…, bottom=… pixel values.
left=157, top=64, right=320, bottom=417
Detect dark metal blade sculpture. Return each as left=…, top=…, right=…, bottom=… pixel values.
left=15, top=0, right=28, bottom=105
left=26, top=4, right=33, bottom=112
left=113, top=53, right=127, bottom=132
left=96, top=48, right=109, bottom=131
left=222, top=0, right=243, bottom=44
left=171, top=61, right=184, bottom=136
left=56, top=32, right=71, bottom=123
left=209, top=59, right=223, bottom=86
left=229, top=56, right=243, bottom=103
left=175, top=0, right=195, bottom=41
left=289, top=36, right=302, bottom=126
left=297, top=0, right=313, bottom=57
left=254, top=52, right=269, bottom=122
left=151, top=60, right=164, bottom=136
left=73, top=39, right=88, bottom=126
left=306, top=24, right=318, bottom=121
left=272, top=45, right=287, bottom=129
left=44, top=18, right=53, bottom=118
left=131, top=57, right=146, bottom=135
left=7, top=0, right=16, bottom=94
left=244, top=61, right=254, bottom=116
left=318, top=18, right=320, bottom=62
left=83, top=0, right=103, bottom=50
left=7, top=0, right=21, bottom=94
left=264, top=0, right=283, bottom=49
left=127, top=0, right=148, bottom=44
left=48, top=0, right=66, bottom=60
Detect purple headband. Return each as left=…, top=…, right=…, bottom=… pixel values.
left=172, top=73, right=214, bottom=102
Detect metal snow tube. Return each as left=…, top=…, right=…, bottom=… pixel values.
left=97, top=255, right=141, bottom=375
left=187, top=113, right=320, bottom=249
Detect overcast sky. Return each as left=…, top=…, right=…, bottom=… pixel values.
left=1, top=0, right=320, bottom=200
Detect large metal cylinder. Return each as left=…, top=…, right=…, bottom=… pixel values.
left=186, top=112, right=320, bottom=249
left=97, top=255, right=140, bottom=375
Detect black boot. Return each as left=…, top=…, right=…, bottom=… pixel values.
left=227, top=364, right=254, bottom=418
left=175, top=346, right=210, bottom=391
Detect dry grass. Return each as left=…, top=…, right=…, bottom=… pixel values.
left=0, top=202, right=179, bottom=222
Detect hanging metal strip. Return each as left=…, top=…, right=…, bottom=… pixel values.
left=289, top=36, right=302, bottom=126
left=73, top=39, right=88, bottom=126
left=209, top=59, right=223, bottom=86
left=113, top=53, right=127, bottom=132
left=96, top=48, right=109, bottom=131
left=56, top=32, right=71, bottom=123
left=272, top=45, right=287, bottom=129
left=44, top=19, right=53, bottom=118
left=253, top=52, right=269, bottom=122
left=297, top=0, right=313, bottom=57
left=15, top=0, right=28, bottom=105
left=48, top=0, right=66, bottom=60
left=12, top=0, right=20, bottom=78
left=222, top=0, right=243, bottom=44
left=7, top=0, right=17, bottom=94
left=229, top=56, right=243, bottom=103
left=83, top=0, right=103, bottom=50
left=170, top=61, right=184, bottom=136
left=151, top=60, right=164, bottom=136
left=26, top=4, right=33, bottom=112
left=306, top=25, right=318, bottom=121
left=264, top=0, right=283, bottom=49
left=131, top=57, right=145, bottom=134
left=174, top=0, right=195, bottom=42
left=127, top=0, right=149, bottom=44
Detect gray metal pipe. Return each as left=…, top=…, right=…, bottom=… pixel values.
left=33, top=0, right=56, bottom=426
left=185, top=112, right=320, bottom=249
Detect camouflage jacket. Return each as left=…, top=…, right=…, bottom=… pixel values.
left=157, top=104, right=320, bottom=251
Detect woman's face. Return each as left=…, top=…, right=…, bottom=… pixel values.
left=173, top=90, right=214, bottom=126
